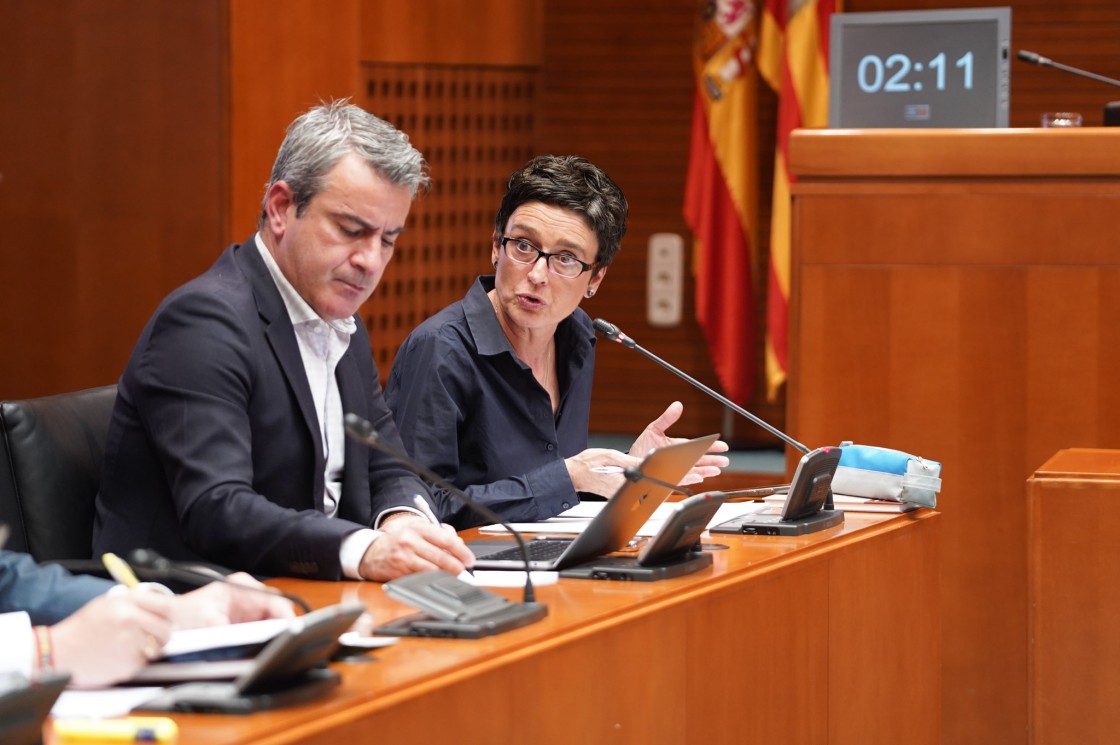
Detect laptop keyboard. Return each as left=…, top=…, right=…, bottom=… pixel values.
left=480, top=539, right=572, bottom=563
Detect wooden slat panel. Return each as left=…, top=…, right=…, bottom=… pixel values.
left=360, top=65, right=538, bottom=374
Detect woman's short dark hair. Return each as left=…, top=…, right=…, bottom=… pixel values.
left=494, top=155, right=628, bottom=270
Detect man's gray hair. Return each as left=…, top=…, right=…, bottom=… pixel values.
left=259, top=99, right=430, bottom=227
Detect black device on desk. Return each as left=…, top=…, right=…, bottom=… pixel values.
left=468, top=434, right=719, bottom=571
left=711, top=447, right=844, bottom=536
left=375, top=570, right=547, bottom=639
left=136, top=602, right=363, bottom=714
left=559, top=492, right=727, bottom=581
left=0, top=673, right=68, bottom=745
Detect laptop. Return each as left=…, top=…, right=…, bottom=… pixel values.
left=468, top=434, right=719, bottom=571
left=558, top=491, right=728, bottom=581
left=710, top=446, right=845, bottom=536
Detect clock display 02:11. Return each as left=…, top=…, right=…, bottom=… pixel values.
left=856, top=52, right=974, bottom=94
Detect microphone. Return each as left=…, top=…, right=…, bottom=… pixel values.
left=623, top=467, right=695, bottom=496
left=1017, top=50, right=1120, bottom=126
left=126, top=548, right=313, bottom=614
left=1016, top=50, right=1120, bottom=88
left=594, top=317, right=839, bottom=508
left=593, top=318, right=810, bottom=454
left=344, top=413, right=548, bottom=636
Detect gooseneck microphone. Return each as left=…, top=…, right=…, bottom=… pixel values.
left=624, top=467, right=695, bottom=496
left=126, top=548, right=313, bottom=614
left=1017, top=50, right=1120, bottom=88
left=343, top=413, right=541, bottom=605
left=593, top=318, right=810, bottom=454
left=1017, top=50, right=1120, bottom=127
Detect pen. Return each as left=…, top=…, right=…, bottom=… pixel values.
left=590, top=465, right=624, bottom=474
left=412, top=494, right=442, bottom=526
left=412, top=495, right=473, bottom=575
left=54, top=716, right=179, bottom=742
left=102, top=552, right=140, bottom=588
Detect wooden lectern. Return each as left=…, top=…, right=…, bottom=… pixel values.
left=787, top=128, right=1120, bottom=745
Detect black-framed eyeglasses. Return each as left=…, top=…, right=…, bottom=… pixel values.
left=499, top=236, right=594, bottom=279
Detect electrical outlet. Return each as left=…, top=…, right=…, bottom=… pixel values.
left=647, top=233, right=683, bottom=327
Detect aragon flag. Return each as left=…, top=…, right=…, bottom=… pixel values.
left=684, top=0, right=762, bottom=405
left=758, top=0, right=840, bottom=399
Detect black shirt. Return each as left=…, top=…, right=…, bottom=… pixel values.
left=384, top=276, right=597, bottom=528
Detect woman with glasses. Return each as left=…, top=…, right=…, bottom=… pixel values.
left=384, top=155, right=728, bottom=528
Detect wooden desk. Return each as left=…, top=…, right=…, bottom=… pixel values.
left=54, top=511, right=938, bottom=745
left=1027, top=449, right=1120, bottom=745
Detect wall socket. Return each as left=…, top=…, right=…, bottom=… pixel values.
left=647, top=233, right=684, bottom=327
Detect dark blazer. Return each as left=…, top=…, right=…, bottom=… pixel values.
left=0, top=550, right=111, bottom=625
left=93, top=238, right=429, bottom=579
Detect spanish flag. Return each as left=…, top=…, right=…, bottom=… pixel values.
left=759, top=0, right=839, bottom=399
left=684, top=1, right=761, bottom=405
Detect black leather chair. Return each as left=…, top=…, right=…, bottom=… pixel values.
left=0, top=385, right=117, bottom=563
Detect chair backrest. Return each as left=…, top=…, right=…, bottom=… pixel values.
left=0, top=385, right=117, bottom=562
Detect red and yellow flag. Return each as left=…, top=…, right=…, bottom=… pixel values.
left=684, top=0, right=761, bottom=405
left=758, top=0, right=839, bottom=399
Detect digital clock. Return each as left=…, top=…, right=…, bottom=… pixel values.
left=829, top=7, right=1011, bottom=128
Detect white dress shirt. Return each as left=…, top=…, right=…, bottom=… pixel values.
left=0, top=611, right=33, bottom=678
left=255, top=235, right=380, bottom=578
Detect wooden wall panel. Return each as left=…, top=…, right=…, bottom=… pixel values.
left=227, top=0, right=361, bottom=240
left=0, top=0, right=224, bottom=398
left=359, top=0, right=543, bottom=66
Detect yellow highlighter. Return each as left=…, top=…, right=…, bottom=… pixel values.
left=54, top=716, right=179, bottom=742
left=101, top=552, right=140, bottom=588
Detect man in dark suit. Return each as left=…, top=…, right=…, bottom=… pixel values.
left=0, top=549, right=292, bottom=686
left=93, top=100, right=473, bottom=581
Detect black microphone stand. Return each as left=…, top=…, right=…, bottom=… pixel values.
left=593, top=318, right=810, bottom=454
left=623, top=467, right=695, bottom=496
left=343, top=413, right=545, bottom=609
left=127, top=549, right=314, bottom=614
left=342, top=412, right=548, bottom=640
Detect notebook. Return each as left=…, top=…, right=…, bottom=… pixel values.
left=710, top=446, right=845, bottom=536
left=468, top=434, right=719, bottom=571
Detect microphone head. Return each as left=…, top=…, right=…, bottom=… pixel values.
left=344, top=413, right=379, bottom=442
left=1017, top=49, right=1046, bottom=65
left=592, top=318, right=636, bottom=348
left=127, top=548, right=171, bottom=572
left=592, top=317, right=620, bottom=340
